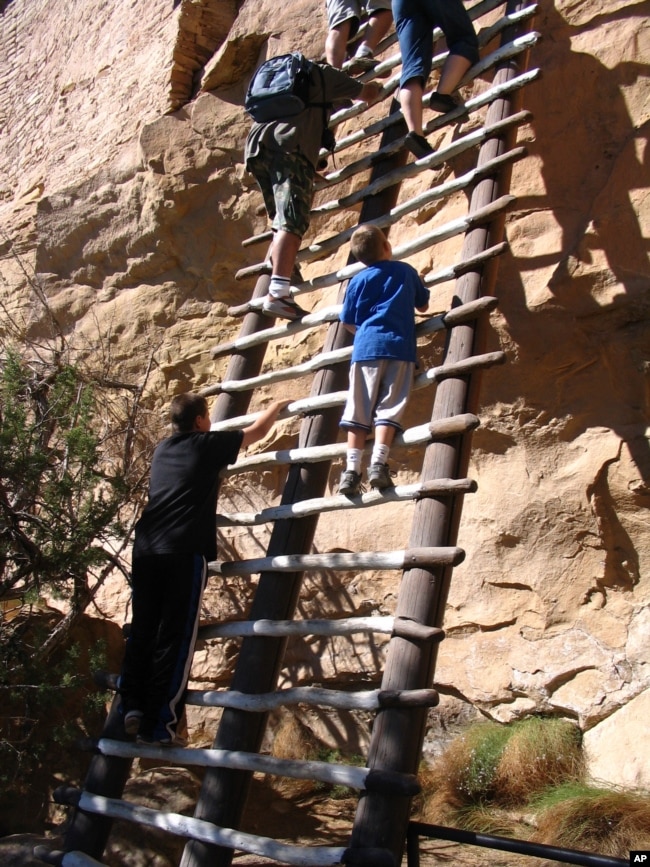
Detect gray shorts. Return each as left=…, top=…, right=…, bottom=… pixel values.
left=340, top=359, right=414, bottom=432
left=326, top=0, right=392, bottom=35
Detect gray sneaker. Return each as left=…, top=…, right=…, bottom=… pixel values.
left=339, top=469, right=362, bottom=496
left=343, top=55, right=378, bottom=76
left=368, top=463, right=393, bottom=490
left=262, top=295, right=309, bottom=321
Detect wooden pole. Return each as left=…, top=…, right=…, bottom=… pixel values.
left=61, top=276, right=274, bottom=859
left=180, top=99, right=410, bottom=867
left=347, top=3, right=533, bottom=863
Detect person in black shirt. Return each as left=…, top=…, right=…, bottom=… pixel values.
left=119, top=392, right=291, bottom=745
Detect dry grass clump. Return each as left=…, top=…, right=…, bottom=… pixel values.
left=494, top=717, right=584, bottom=805
left=533, top=783, right=650, bottom=857
left=416, top=717, right=584, bottom=831
left=430, top=721, right=511, bottom=804
left=268, top=714, right=321, bottom=798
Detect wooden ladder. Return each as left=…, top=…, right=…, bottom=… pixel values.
left=47, top=2, right=540, bottom=865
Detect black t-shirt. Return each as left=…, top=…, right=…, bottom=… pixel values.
left=133, top=429, right=244, bottom=562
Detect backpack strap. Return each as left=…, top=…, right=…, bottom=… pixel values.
left=312, top=63, right=337, bottom=163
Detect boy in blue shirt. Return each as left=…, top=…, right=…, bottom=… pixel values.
left=338, top=225, right=429, bottom=495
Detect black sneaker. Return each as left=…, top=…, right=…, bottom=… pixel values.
left=339, top=469, right=362, bottom=496
left=262, top=295, right=309, bottom=321
left=368, top=463, right=394, bottom=490
left=123, top=710, right=143, bottom=736
left=404, top=131, right=434, bottom=159
left=429, top=92, right=468, bottom=116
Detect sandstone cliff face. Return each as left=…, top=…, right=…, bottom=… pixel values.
left=1, top=0, right=648, bottom=792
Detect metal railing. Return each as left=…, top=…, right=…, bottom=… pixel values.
left=407, top=821, right=628, bottom=867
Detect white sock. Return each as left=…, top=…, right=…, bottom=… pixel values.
left=269, top=276, right=291, bottom=299
left=355, top=44, right=374, bottom=58
left=371, top=443, right=390, bottom=466
left=346, top=448, right=362, bottom=473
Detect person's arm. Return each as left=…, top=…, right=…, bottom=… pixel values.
left=241, top=399, right=293, bottom=449
left=358, top=81, right=382, bottom=105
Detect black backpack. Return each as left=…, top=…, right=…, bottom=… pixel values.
left=245, top=53, right=313, bottom=122
left=245, top=52, right=336, bottom=159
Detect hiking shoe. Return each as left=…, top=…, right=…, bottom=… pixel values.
left=368, top=463, right=394, bottom=490
left=429, top=91, right=467, bottom=115
left=123, top=710, right=143, bottom=736
left=344, top=55, right=378, bottom=76
left=339, top=469, right=362, bottom=497
left=262, top=295, right=309, bottom=321
left=404, top=131, right=434, bottom=159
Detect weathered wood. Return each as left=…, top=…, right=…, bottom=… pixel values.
left=75, top=792, right=353, bottom=867
left=220, top=412, right=479, bottom=474
left=332, top=66, right=538, bottom=160
left=211, top=306, right=340, bottom=358
left=182, top=98, right=412, bottom=867
left=215, top=478, right=476, bottom=527
left=219, top=411, right=479, bottom=476
left=94, top=738, right=420, bottom=796
left=186, top=687, right=439, bottom=712
left=348, top=3, right=532, bottom=864
left=211, top=295, right=497, bottom=380
left=313, top=113, right=530, bottom=218
left=392, top=618, right=445, bottom=643
left=211, top=331, right=501, bottom=398
left=212, top=546, right=464, bottom=578
left=228, top=192, right=515, bottom=319
left=416, top=350, right=506, bottom=386
left=237, top=148, right=524, bottom=273
left=199, top=615, right=395, bottom=639
left=425, top=245, right=508, bottom=286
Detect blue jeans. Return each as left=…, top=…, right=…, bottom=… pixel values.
left=393, top=0, right=479, bottom=87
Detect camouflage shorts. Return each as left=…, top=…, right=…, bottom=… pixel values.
left=248, top=145, right=315, bottom=238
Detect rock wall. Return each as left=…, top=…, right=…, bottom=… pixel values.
left=1, top=0, right=648, bottom=793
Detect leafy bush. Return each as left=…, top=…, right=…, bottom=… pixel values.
left=0, top=337, right=157, bottom=825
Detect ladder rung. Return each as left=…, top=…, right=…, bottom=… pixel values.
left=186, top=686, right=439, bottom=712
left=210, top=306, right=341, bottom=358
left=58, top=790, right=355, bottom=867
left=199, top=615, right=396, bottom=639
left=199, top=615, right=445, bottom=644
left=222, top=413, right=479, bottom=475
left=216, top=478, right=476, bottom=527
left=89, top=738, right=420, bottom=796
left=212, top=547, right=465, bottom=577
left=235, top=261, right=271, bottom=281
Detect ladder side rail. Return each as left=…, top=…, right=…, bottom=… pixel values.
left=180, top=100, right=411, bottom=867
left=346, top=2, right=535, bottom=864
left=60, top=278, right=276, bottom=860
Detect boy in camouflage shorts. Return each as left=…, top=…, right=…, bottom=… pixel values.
left=245, top=60, right=380, bottom=321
